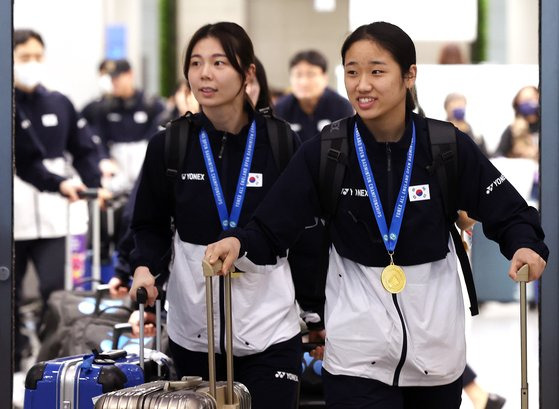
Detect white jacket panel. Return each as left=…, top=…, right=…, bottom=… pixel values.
left=322, top=239, right=466, bottom=387
left=167, top=235, right=300, bottom=356
left=14, top=157, right=88, bottom=240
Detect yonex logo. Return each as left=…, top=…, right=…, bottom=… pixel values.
left=340, top=187, right=368, bottom=197
left=274, top=371, right=299, bottom=382
left=182, top=173, right=205, bottom=181
left=486, top=174, right=506, bottom=195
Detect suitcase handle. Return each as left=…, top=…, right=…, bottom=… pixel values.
left=96, top=349, right=128, bottom=361
left=202, top=259, right=238, bottom=407
left=78, top=188, right=100, bottom=200
left=137, top=287, right=162, bottom=378
left=515, top=264, right=530, bottom=409
left=163, top=376, right=204, bottom=391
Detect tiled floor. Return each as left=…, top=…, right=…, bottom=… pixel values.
left=12, top=300, right=539, bottom=408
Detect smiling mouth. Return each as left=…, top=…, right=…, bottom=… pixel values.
left=357, top=96, right=376, bottom=109
left=200, top=87, right=217, bottom=93
left=358, top=97, right=374, bottom=103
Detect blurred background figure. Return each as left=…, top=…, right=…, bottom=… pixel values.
left=13, top=28, right=103, bottom=373
left=494, top=85, right=540, bottom=161
left=157, top=79, right=200, bottom=125
left=274, top=49, right=353, bottom=141
left=84, top=58, right=165, bottom=196
left=444, top=92, right=488, bottom=157
left=82, top=59, right=165, bottom=268
left=81, top=59, right=113, bottom=126
left=438, top=42, right=467, bottom=64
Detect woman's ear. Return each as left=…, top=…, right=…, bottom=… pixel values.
left=404, top=64, right=417, bottom=88
left=245, top=63, right=256, bottom=87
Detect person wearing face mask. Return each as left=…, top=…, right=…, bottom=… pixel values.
left=494, top=85, right=540, bottom=159
left=444, top=93, right=488, bottom=157
left=13, top=28, right=106, bottom=372
left=274, top=49, right=354, bottom=142
left=80, top=59, right=166, bottom=272
left=84, top=58, right=166, bottom=196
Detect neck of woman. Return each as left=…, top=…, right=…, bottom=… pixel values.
left=203, top=100, right=248, bottom=134
left=363, top=108, right=407, bottom=143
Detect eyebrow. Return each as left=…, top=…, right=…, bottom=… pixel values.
left=191, top=53, right=228, bottom=59
left=345, top=60, right=387, bottom=66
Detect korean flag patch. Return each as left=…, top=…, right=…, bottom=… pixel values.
left=408, top=184, right=430, bottom=201
left=246, top=173, right=263, bottom=187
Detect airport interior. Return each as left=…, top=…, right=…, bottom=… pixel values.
left=1, top=1, right=559, bottom=408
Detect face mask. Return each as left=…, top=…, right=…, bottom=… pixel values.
left=452, top=107, right=466, bottom=121
left=14, top=61, right=44, bottom=89
left=517, top=101, right=539, bottom=116
left=98, top=74, right=113, bottom=94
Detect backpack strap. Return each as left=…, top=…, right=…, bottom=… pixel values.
left=427, top=118, right=479, bottom=316
left=427, top=119, right=458, bottom=221
left=165, top=112, right=193, bottom=178
left=319, top=118, right=350, bottom=218
left=259, top=107, right=294, bottom=172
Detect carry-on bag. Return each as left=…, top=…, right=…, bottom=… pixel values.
left=38, top=188, right=130, bottom=361
left=94, top=260, right=251, bottom=408
left=24, top=350, right=145, bottom=409
left=25, top=295, right=168, bottom=409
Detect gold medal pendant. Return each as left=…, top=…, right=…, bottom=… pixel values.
left=381, top=264, right=406, bottom=294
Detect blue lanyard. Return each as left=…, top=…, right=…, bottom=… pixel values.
left=199, top=120, right=256, bottom=230
left=353, top=122, right=416, bottom=253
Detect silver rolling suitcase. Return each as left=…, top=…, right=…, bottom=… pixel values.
left=94, top=260, right=251, bottom=408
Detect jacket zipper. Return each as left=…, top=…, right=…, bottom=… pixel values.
left=392, top=293, right=408, bottom=386
left=218, top=133, right=227, bottom=159
left=385, top=142, right=408, bottom=386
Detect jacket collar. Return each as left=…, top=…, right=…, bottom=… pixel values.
left=15, top=84, right=48, bottom=102
left=355, top=111, right=414, bottom=152
left=198, top=104, right=256, bottom=139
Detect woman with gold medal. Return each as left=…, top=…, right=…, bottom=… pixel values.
left=205, top=22, right=548, bottom=408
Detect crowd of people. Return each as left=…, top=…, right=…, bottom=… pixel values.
left=13, top=20, right=546, bottom=409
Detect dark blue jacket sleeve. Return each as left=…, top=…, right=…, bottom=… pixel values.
left=222, top=136, right=323, bottom=264
left=455, top=128, right=548, bottom=261
left=14, top=111, right=65, bottom=192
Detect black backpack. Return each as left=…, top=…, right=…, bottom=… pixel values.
left=319, top=117, right=479, bottom=316
left=164, top=108, right=295, bottom=180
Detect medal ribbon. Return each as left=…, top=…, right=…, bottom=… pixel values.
left=354, top=122, right=416, bottom=253
left=200, top=120, right=256, bottom=230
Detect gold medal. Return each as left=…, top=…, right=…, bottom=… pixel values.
left=381, top=264, right=406, bottom=294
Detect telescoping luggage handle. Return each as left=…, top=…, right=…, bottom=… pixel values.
left=202, top=259, right=241, bottom=409
left=136, top=287, right=162, bottom=378
left=515, top=264, right=530, bottom=409
left=65, top=188, right=102, bottom=290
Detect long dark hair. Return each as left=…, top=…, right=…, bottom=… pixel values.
left=253, top=57, right=272, bottom=110
left=341, top=22, right=416, bottom=113
left=183, top=22, right=255, bottom=97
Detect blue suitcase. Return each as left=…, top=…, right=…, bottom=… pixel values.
left=24, top=349, right=154, bottom=409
